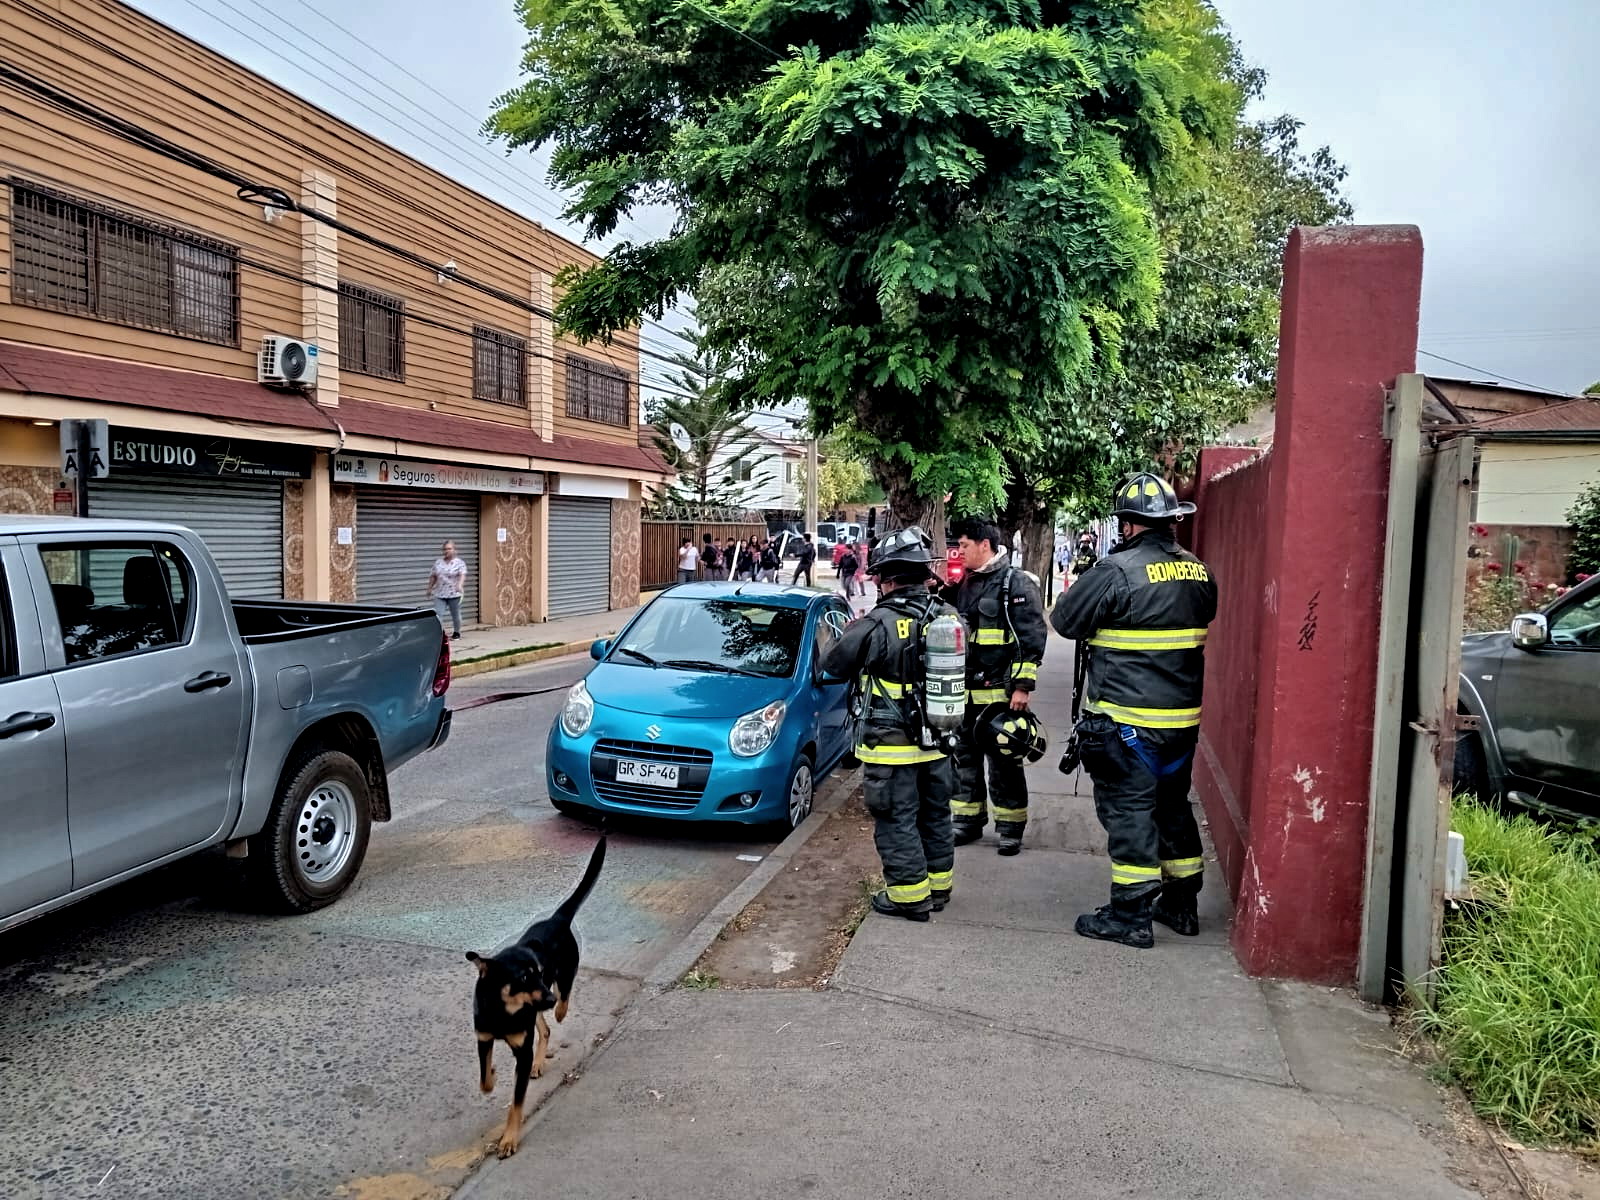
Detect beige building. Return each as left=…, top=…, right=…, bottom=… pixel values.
left=0, top=0, right=666, bottom=622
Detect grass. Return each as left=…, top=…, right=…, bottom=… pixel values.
left=680, top=969, right=720, bottom=991
left=1420, top=798, right=1600, bottom=1150
left=450, top=640, right=565, bottom=666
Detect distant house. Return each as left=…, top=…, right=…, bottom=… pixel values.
left=708, top=431, right=809, bottom=517
left=1423, top=379, right=1600, bottom=582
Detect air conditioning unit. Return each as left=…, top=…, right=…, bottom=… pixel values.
left=258, top=335, right=318, bottom=387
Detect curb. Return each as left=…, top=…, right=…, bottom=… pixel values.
left=640, top=765, right=861, bottom=992
left=451, top=639, right=597, bottom=678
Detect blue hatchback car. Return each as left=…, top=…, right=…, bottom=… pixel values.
left=546, top=583, right=856, bottom=830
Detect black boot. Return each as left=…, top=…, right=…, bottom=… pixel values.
left=1152, top=896, right=1199, bottom=937
left=1074, top=904, right=1154, bottom=949
left=952, top=820, right=984, bottom=846
left=871, top=891, right=933, bottom=922
left=930, top=889, right=951, bottom=912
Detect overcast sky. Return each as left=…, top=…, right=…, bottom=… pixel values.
left=127, top=0, right=1600, bottom=398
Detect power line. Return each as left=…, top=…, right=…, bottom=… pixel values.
left=1414, top=351, right=1572, bottom=397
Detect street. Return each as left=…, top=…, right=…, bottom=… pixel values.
left=0, top=655, right=776, bottom=1200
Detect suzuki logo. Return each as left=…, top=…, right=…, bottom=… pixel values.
left=646, top=724, right=662, bottom=740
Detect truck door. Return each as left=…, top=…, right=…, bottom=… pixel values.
left=0, top=541, right=70, bottom=922
left=27, top=537, right=248, bottom=888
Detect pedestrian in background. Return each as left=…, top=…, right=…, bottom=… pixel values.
left=427, top=540, right=468, bottom=641
left=677, top=537, right=698, bottom=584
left=759, top=539, right=781, bottom=582
left=792, top=532, right=817, bottom=586
left=701, top=534, right=722, bottom=578
left=837, top=544, right=860, bottom=598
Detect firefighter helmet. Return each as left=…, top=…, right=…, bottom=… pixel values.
left=974, top=705, right=1048, bottom=763
left=1111, top=472, right=1195, bottom=522
left=868, top=526, right=934, bottom=579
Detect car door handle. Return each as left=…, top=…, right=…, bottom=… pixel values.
left=0, top=711, right=56, bottom=739
left=183, top=671, right=233, bottom=693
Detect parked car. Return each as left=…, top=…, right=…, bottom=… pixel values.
left=2, top=517, right=452, bottom=931
left=547, top=582, right=854, bottom=831
left=1456, top=574, right=1600, bottom=819
left=815, top=521, right=863, bottom=557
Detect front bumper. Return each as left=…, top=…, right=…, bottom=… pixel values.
left=546, top=720, right=794, bottom=823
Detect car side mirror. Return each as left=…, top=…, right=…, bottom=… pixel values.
left=1510, top=613, right=1548, bottom=650
left=590, top=639, right=609, bottom=661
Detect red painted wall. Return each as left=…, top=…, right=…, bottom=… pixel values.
left=1191, top=226, right=1423, bottom=984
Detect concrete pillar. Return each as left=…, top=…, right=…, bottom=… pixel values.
left=530, top=492, right=549, bottom=622
left=302, top=452, right=333, bottom=602
left=530, top=272, right=555, bottom=441
left=478, top=496, right=500, bottom=626
left=1231, top=225, right=1423, bottom=982
left=302, top=169, right=340, bottom=407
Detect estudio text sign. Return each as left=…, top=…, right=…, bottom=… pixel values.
left=333, top=455, right=544, bottom=494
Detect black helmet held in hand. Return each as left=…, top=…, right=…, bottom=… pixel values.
left=1112, top=472, right=1196, bottom=522
left=972, top=705, right=1049, bottom=764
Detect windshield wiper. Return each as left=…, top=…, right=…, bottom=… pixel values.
left=615, top=647, right=660, bottom=667
left=662, top=658, right=765, bottom=678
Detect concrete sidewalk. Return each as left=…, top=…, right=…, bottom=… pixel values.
left=446, top=605, right=642, bottom=675
left=456, top=632, right=1509, bottom=1200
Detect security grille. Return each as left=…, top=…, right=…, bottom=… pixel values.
left=473, top=325, right=526, bottom=407
left=565, top=354, right=631, bottom=427
left=9, top=180, right=239, bottom=346
left=338, top=282, right=405, bottom=380
left=354, top=488, right=479, bottom=624
left=547, top=496, right=612, bottom=617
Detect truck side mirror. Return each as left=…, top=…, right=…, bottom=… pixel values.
left=1510, top=613, right=1548, bottom=650
left=590, top=639, right=609, bottom=661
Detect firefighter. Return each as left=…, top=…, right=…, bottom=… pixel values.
left=1049, top=472, right=1218, bottom=948
left=944, top=518, right=1048, bottom=855
left=823, top=527, right=962, bottom=921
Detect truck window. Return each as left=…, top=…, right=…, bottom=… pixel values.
left=41, top=543, right=188, bottom=664
left=1551, top=591, right=1600, bottom=649
left=0, top=561, right=13, bottom=679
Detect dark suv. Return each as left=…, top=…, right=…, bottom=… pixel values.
left=1456, top=574, right=1600, bottom=819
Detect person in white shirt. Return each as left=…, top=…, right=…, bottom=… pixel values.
left=427, top=541, right=469, bottom=640
left=676, top=538, right=699, bottom=584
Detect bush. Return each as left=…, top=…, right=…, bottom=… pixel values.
left=1422, top=799, right=1600, bottom=1148
left=1569, top=473, right=1600, bottom=580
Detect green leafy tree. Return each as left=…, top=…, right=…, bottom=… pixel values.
left=644, top=330, right=771, bottom=512
left=1568, top=473, right=1600, bottom=579
left=799, top=443, right=875, bottom=515
left=489, top=0, right=1240, bottom=528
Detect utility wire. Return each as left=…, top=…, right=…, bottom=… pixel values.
left=1414, top=351, right=1572, bottom=397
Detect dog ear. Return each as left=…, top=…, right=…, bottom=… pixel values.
left=465, top=951, right=488, bottom=978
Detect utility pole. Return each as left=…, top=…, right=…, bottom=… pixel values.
left=804, top=435, right=819, bottom=536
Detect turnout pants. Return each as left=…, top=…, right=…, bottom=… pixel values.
left=863, top=758, right=957, bottom=904
left=951, top=703, right=1029, bottom=835
left=1078, top=715, right=1204, bottom=913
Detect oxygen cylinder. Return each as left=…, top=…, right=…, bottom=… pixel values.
left=923, top=610, right=967, bottom=732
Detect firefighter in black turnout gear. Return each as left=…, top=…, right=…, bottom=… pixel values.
left=945, top=518, right=1048, bottom=855
left=823, top=527, right=963, bottom=921
left=1050, top=472, right=1218, bottom=948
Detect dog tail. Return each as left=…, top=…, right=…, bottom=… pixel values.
left=553, top=835, right=607, bottom=923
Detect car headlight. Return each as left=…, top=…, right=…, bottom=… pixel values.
left=560, top=679, right=594, bottom=737
left=730, top=701, right=787, bottom=758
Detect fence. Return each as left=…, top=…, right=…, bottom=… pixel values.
left=641, top=518, right=768, bottom=590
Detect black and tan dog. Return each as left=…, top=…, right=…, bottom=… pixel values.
left=467, top=835, right=606, bottom=1157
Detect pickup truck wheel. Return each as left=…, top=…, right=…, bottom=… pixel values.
left=248, top=750, right=372, bottom=913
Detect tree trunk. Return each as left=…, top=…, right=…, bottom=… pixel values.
left=876, top=458, right=944, bottom=556
left=1019, top=513, right=1057, bottom=605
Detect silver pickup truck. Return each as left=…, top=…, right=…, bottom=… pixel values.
left=2, top=517, right=451, bottom=931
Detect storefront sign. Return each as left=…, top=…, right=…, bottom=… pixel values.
left=110, top=427, right=313, bottom=480
left=333, top=455, right=545, bottom=494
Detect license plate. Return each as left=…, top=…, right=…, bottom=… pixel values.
left=615, top=759, right=679, bottom=788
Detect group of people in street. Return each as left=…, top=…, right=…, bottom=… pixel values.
left=678, top=531, right=821, bottom=585
left=823, top=471, right=1218, bottom=950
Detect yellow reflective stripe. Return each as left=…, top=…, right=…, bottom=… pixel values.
left=856, top=743, right=945, bottom=765
left=950, top=799, right=983, bottom=816
left=1162, top=857, right=1205, bottom=879
left=863, top=675, right=910, bottom=697
left=973, top=628, right=1013, bottom=645
left=1111, top=863, right=1162, bottom=885
left=1011, top=661, right=1039, bottom=680
left=991, top=805, right=1028, bottom=822
left=886, top=877, right=932, bottom=903
left=927, top=870, right=953, bottom=891
left=1085, top=698, right=1202, bottom=729
left=1088, top=627, right=1208, bottom=651
left=969, top=688, right=1009, bottom=704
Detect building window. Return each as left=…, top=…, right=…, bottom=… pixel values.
left=565, top=354, right=631, bottom=427
left=339, top=282, right=405, bottom=380
left=473, top=326, right=526, bottom=407
left=784, top=461, right=793, bottom=484
left=9, top=181, right=239, bottom=346
left=729, top=457, right=755, bottom=483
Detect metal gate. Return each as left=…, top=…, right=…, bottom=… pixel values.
left=355, top=489, right=480, bottom=624
left=88, top=474, right=283, bottom=599
left=1359, top=375, right=1474, bottom=1002
left=548, top=496, right=612, bottom=617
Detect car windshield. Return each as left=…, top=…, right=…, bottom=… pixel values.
left=611, top=598, right=806, bottom=677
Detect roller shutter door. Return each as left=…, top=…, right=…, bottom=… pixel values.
left=355, top=489, right=480, bottom=624
left=88, top=474, right=283, bottom=599
left=548, top=496, right=612, bottom=617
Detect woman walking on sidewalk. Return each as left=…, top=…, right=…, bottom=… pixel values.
left=427, top=541, right=469, bottom=641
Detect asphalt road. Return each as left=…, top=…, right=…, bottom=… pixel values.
left=0, top=654, right=776, bottom=1200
